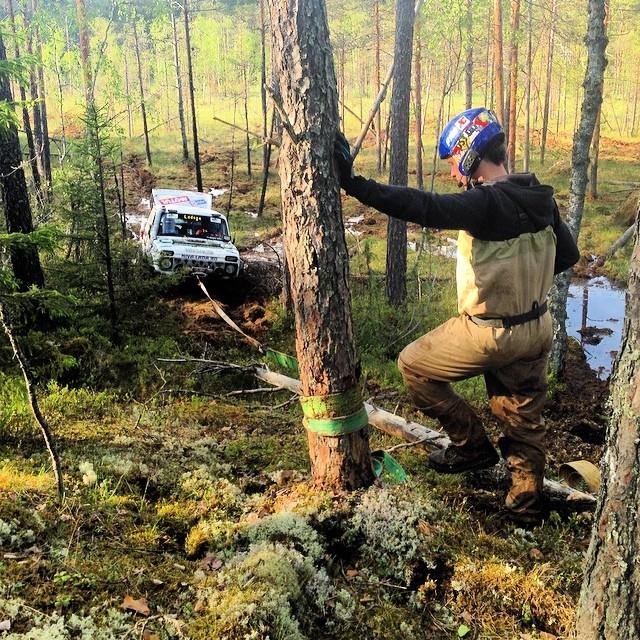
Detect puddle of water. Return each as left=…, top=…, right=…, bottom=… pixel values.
left=566, top=276, right=626, bottom=379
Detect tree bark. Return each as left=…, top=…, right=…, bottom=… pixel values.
left=243, top=66, right=251, bottom=177
left=414, top=23, right=424, bottom=190
left=23, top=2, right=44, bottom=185
left=52, top=36, right=67, bottom=164
left=574, top=212, right=640, bottom=638
left=385, top=0, right=415, bottom=307
left=523, top=0, right=533, bottom=171
left=31, top=0, right=51, bottom=190
left=267, top=0, right=374, bottom=490
left=493, top=0, right=505, bottom=124
left=540, top=0, right=557, bottom=166
left=124, top=49, right=132, bottom=138
left=258, top=108, right=276, bottom=217
left=374, top=0, right=383, bottom=173
left=589, top=1, right=608, bottom=200
left=259, top=0, right=268, bottom=184
left=6, top=0, right=42, bottom=198
left=132, top=18, right=152, bottom=167
left=76, top=0, right=92, bottom=106
left=507, top=0, right=520, bottom=172
left=464, top=0, right=473, bottom=109
left=0, top=33, right=45, bottom=291
left=549, top=0, right=608, bottom=377
left=590, top=105, right=602, bottom=199
left=631, top=75, right=639, bottom=137
left=183, top=0, right=202, bottom=191
left=484, top=15, right=492, bottom=107
left=171, top=8, right=189, bottom=163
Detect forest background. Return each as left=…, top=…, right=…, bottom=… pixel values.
left=0, top=0, right=638, bottom=638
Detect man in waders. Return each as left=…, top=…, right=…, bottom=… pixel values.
left=335, top=107, right=579, bottom=523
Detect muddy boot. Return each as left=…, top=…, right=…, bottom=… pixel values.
left=428, top=437, right=500, bottom=474
left=498, top=438, right=546, bottom=525
left=505, top=470, right=545, bottom=525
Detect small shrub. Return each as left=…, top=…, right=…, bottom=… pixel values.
left=346, top=484, right=437, bottom=584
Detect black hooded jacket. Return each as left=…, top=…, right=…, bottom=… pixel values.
left=343, top=172, right=580, bottom=275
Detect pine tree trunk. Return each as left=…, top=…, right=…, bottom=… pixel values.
left=183, top=0, right=203, bottom=192
left=124, top=52, right=132, bottom=138
left=0, top=33, right=44, bottom=290
left=52, top=37, right=67, bottom=164
left=76, top=0, right=92, bottom=107
left=259, top=0, right=269, bottom=184
left=243, top=66, right=251, bottom=177
left=414, top=24, right=424, bottom=190
left=507, top=0, right=520, bottom=172
left=23, top=3, right=44, bottom=184
left=6, top=0, right=42, bottom=197
left=484, top=16, right=492, bottom=107
left=631, top=74, right=639, bottom=137
left=31, top=0, right=51, bottom=189
left=258, top=108, right=275, bottom=217
left=132, top=19, right=152, bottom=167
left=574, top=213, right=640, bottom=638
left=540, top=0, right=557, bottom=165
left=493, top=0, right=505, bottom=124
left=590, top=105, right=602, bottom=199
left=523, top=0, right=533, bottom=171
left=171, top=8, right=189, bottom=163
left=375, top=0, right=383, bottom=174
left=549, top=0, right=607, bottom=377
left=385, top=0, right=415, bottom=307
left=589, top=1, right=608, bottom=200
left=267, top=0, right=374, bottom=490
left=464, top=0, right=473, bottom=109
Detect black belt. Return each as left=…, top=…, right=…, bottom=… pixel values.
left=469, top=300, right=548, bottom=329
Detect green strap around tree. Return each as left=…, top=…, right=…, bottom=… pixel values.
left=299, top=387, right=369, bottom=437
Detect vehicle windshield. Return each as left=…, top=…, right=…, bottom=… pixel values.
left=158, top=211, right=229, bottom=240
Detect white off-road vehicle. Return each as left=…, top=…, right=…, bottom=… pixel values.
left=141, top=189, right=242, bottom=278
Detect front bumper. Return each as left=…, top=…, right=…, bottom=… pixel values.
left=155, top=256, right=242, bottom=278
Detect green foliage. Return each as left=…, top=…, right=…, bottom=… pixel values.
left=0, top=226, right=60, bottom=254
left=0, top=374, right=28, bottom=430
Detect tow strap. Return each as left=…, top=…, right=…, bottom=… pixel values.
left=197, top=279, right=299, bottom=375
left=197, top=278, right=407, bottom=482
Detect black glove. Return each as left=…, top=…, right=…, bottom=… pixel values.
left=334, top=131, right=354, bottom=189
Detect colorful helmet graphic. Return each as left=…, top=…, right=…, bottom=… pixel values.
left=438, top=107, right=504, bottom=177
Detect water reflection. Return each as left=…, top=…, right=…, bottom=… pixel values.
left=566, top=277, right=626, bottom=379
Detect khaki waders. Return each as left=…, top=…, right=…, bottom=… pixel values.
left=398, top=311, right=553, bottom=520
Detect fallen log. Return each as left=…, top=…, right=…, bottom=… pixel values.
left=254, top=366, right=597, bottom=511
left=594, top=222, right=636, bottom=267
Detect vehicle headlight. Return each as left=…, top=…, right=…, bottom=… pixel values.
left=225, top=255, right=238, bottom=262
left=225, top=264, right=236, bottom=274
left=159, top=257, right=173, bottom=270
left=160, top=250, right=174, bottom=257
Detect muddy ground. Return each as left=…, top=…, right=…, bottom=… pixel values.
left=172, top=273, right=608, bottom=492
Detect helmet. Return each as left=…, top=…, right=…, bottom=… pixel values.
left=438, top=107, right=504, bottom=177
